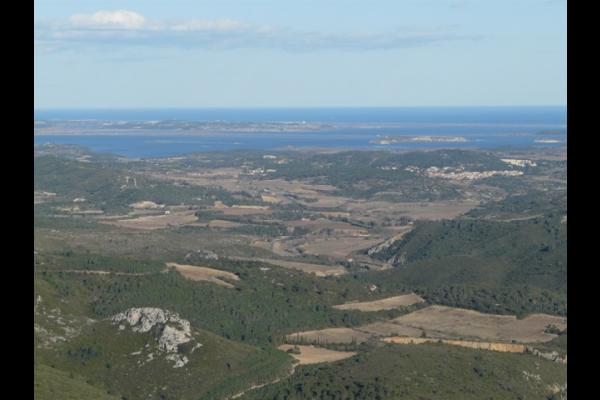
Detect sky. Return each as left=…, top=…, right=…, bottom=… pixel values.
left=34, top=0, right=567, bottom=109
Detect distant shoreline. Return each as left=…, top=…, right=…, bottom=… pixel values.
left=33, top=106, right=567, bottom=126
left=34, top=120, right=567, bottom=138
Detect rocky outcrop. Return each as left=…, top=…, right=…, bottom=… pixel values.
left=548, top=383, right=567, bottom=399
left=34, top=296, right=95, bottom=348
left=522, top=370, right=542, bottom=382
left=112, top=307, right=199, bottom=368
left=367, top=228, right=412, bottom=257
left=159, top=324, right=191, bottom=353
left=166, top=354, right=189, bottom=368
left=185, top=249, right=219, bottom=261
left=526, top=347, right=567, bottom=364
left=129, top=201, right=164, bottom=209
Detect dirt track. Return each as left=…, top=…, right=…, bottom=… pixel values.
left=229, top=363, right=297, bottom=400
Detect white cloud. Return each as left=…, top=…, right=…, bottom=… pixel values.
left=35, top=10, right=480, bottom=53
left=68, top=10, right=147, bottom=30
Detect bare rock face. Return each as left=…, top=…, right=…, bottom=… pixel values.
left=548, top=383, right=567, bottom=400
left=112, top=307, right=199, bottom=368
left=159, top=324, right=191, bottom=353
left=112, top=308, right=172, bottom=333
left=129, top=201, right=164, bottom=210
left=526, top=347, right=568, bottom=364
left=34, top=295, right=94, bottom=348
left=166, top=354, right=189, bottom=368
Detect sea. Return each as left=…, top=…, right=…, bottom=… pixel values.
left=34, top=107, right=567, bottom=158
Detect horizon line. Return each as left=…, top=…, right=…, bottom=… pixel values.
left=35, top=105, right=567, bottom=111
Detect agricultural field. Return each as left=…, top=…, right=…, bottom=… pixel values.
left=389, top=305, right=567, bottom=343
left=230, top=257, right=347, bottom=277
left=34, top=145, right=567, bottom=399
left=166, top=262, right=241, bottom=288
left=285, top=305, right=566, bottom=346
left=332, top=293, right=425, bottom=311
left=100, top=211, right=199, bottom=230
left=277, top=345, right=357, bottom=365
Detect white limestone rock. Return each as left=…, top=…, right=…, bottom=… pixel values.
left=111, top=307, right=196, bottom=368
left=159, top=324, right=191, bottom=353
left=166, top=354, right=189, bottom=368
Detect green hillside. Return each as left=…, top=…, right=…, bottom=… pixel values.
left=34, top=363, right=119, bottom=400
left=242, top=343, right=567, bottom=400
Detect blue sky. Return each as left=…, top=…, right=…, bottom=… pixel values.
left=34, top=0, right=566, bottom=108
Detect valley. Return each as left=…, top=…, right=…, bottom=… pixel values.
left=34, top=144, right=567, bottom=399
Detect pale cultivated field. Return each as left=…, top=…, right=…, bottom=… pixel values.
left=345, top=200, right=479, bottom=221
left=243, top=179, right=337, bottom=198
left=206, top=219, right=242, bottom=228
left=231, top=205, right=270, bottom=210
left=166, top=262, right=240, bottom=288
left=285, top=218, right=365, bottom=233
left=152, top=172, right=338, bottom=201
left=302, top=183, right=338, bottom=192
left=150, top=168, right=241, bottom=186
left=390, top=305, right=567, bottom=343
left=252, top=234, right=383, bottom=260
left=101, top=212, right=198, bottom=230
left=298, top=196, right=348, bottom=208
left=48, top=269, right=158, bottom=277
left=286, top=305, right=567, bottom=345
left=286, top=327, right=372, bottom=344
left=333, top=293, right=425, bottom=311
left=278, top=345, right=357, bottom=364
left=151, top=170, right=477, bottom=221
left=318, top=211, right=351, bottom=218
left=231, top=257, right=346, bottom=277
left=251, top=239, right=298, bottom=257
left=261, top=194, right=281, bottom=203
left=207, top=174, right=350, bottom=208
left=383, top=337, right=527, bottom=353
left=151, top=170, right=480, bottom=227
left=356, top=322, right=423, bottom=337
